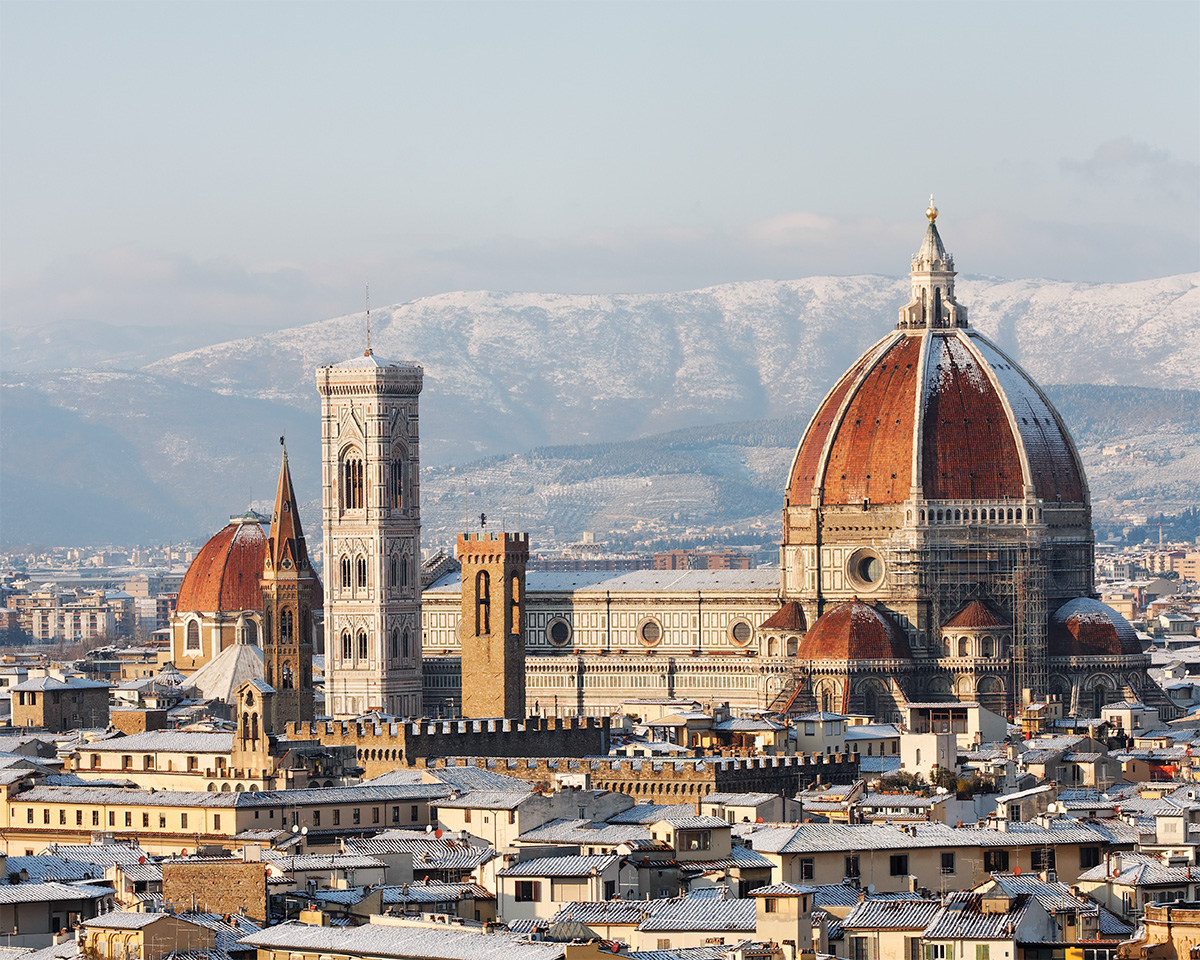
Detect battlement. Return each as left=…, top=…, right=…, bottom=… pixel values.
left=459, top=532, right=529, bottom=544
left=285, top=715, right=608, bottom=776
left=406, top=751, right=860, bottom=802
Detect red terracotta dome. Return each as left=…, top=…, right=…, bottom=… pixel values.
left=798, top=599, right=912, bottom=661
left=177, top=517, right=269, bottom=613
left=1048, top=598, right=1143, bottom=658
left=787, top=328, right=1086, bottom=508
left=944, top=600, right=1010, bottom=630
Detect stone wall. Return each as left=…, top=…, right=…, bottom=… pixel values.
left=162, top=858, right=268, bottom=922
left=110, top=708, right=168, bottom=735
left=285, top=716, right=609, bottom=779
left=409, top=753, right=859, bottom=806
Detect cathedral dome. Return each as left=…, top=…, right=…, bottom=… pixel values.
left=787, top=212, right=1086, bottom=510
left=798, top=599, right=912, bottom=661
left=177, top=513, right=269, bottom=613
left=1049, top=598, right=1143, bottom=658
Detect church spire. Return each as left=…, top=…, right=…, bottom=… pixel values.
left=898, top=196, right=967, bottom=330
left=267, top=440, right=309, bottom=572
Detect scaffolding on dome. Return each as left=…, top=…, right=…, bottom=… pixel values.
left=888, top=523, right=1050, bottom=716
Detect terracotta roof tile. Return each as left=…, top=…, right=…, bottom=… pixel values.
left=1049, top=598, right=1143, bottom=658
left=944, top=600, right=1010, bottom=629
left=759, top=601, right=807, bottom=632
left=798, top=600, right=912, bottom=661
left=176, top=521, right=268, bottom=613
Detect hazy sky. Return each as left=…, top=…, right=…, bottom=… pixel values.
left=2, top=1, right=1197, bottom=337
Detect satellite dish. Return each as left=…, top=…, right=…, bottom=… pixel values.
left=865, top=884, right=875, bottom=894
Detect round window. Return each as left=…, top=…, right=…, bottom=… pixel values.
left=847, top=548, right=885, bottom=590
left=730, top=621, right=753, bottom=645
left=546, top=618, right=572, bottom=647
left=640, top=620, right=662, bottom=645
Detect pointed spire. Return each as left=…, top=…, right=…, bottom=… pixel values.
left=267, top=441, right=309, bottom=571
left=897, top=197, right=967, bottom=330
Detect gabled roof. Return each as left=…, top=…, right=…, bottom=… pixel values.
left=498, top=855, right=620, bottom=878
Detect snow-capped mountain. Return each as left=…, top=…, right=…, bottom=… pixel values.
left=2, top=272, right=1196, bottom=546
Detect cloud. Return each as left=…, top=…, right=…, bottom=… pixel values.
left=747, top=210, right=838, bottom=246
left=1061, top=137, right=1199, bottom=201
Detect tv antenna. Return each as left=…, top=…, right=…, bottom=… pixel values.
left=365, top=281, right=372, bottom=356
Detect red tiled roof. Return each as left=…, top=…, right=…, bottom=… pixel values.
left=1048, top=598, right=1143, bottom=658
left=786, top=329, right=1086, bottom=507
left=944, top=600, right=1010, bottom=629
left=176, top=521, right=268, bottom=613
left=760, top=601, right=807, bottom=632
left=798, top=600, right=912, bottom=661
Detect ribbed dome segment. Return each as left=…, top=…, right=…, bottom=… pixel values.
left=1049, top=598, right=1143, bottom=658
left=944, top=600, right=1009, bottom=629
left=177, top=520, right=267, bottom=612
left=759, top=601, right=807, bottom=632
left=786, top=329, right=1086, bottom=507
left=798, top=600, right=912, bottom=661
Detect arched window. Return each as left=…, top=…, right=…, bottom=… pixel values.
left=982, top=636, right=995, bottom=657
left=186, top=621, right=200, bottom=651
left=400, top=555, right=409, bottom=588
left=358, top=631, right=369, bottom=661
left=476, top=570, right=491, bottom=635
left=341, top=557, right=351, bottom=589
left=510, top=575, right=520, bottom=634
left=279, top=608, right=293, bottom=644
left=390, top=628, right=399, bottom=660
left=1092, top=685, right=1108, bottom=715
left=241, top=713, right=250, bottom=739
left=341, top=631, right=352, bottom=661
left=402, top=628, right=410, bottom=660
left=245, top=618, right=258, bottom=646
left=392, top=457, right=405, bottom=509
left=251, top=713, right=258, bottom=739
left=357, top=556, right=368, bottom=588
left=281, top=662, right=294, bottom=689
left=958, top=637, right=969, bottom=657
left=389, top=555, right=398, bottom=588
left=342, top=453, right=364, bottom=510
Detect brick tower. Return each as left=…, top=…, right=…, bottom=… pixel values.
left=260, top=444, right=316, bottom=727
left=317, top=350, right=424, bottom=718
left=457, top=532, right=528, bottom=719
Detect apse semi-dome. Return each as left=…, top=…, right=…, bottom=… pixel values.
left=176, top=512, right=270, bottom=612
left=1049, top=598, right=1143, bottom=658
left=797, top=599, right=912, bottom=661
left=787, top=218, right=1086, bottom=510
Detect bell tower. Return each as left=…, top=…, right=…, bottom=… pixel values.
left=318, top=350, right=424, bottom=718
left=260, top=443, right=317, bottom=728
left=457, top=532, right=528, bottom=719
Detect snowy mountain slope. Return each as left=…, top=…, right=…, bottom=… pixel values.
left=2, top=273, right=1196, bottom=546
left=143, top=273, right=1199, bottom=465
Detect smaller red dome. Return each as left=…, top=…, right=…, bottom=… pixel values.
left=1049, top=598, right=1143, bottom=658
left=177, top=519, right=268, bottom=613
left=798, top=600, right=912, bottom=661
left=760, top=601, right=807, bottom=632
left=944, top=600, right=1009, bottom=630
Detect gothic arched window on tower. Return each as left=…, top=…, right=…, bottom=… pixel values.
left=389, top=555, right=398, bottom=588
left=279, top=608, right=294, bottom=644
left=357, top=556, right=368, bottom=588
left=186, top=621, right=200, bottom=652
left=358, top=630, right=369, bottom=661
left=341, top=630, right=352, bottom=661
left=390, top=628, right=399, bottom=660
left=281, top=662, right=294, bottom=689
left=341, top=557, right=352, bottom=590
left=402, top=628, right=410, bottom=661
left=342, top=454, right=364, bottom=510
left=476, top=571, right=491, bottom=636
left=510, top=575, right=520, bottom=634
left=400, top=555, right=409, bottom=588
left=392, top=457, right=405, bottom=510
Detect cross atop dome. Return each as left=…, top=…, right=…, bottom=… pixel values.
left=898, top=197, right=967, bottom=331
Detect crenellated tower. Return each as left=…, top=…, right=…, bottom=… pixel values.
left=318, top=350, right=423, bottom=718
left=260, top=444, right=317, bottom=727
left=458, top=532, right=528, bottom=719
